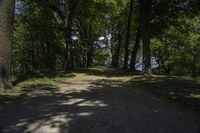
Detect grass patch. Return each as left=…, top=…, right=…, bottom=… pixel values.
left=73, top=66, right=138, bottom=78
left=0, top=71, right=76, bottom=106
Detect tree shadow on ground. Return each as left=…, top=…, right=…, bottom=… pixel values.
left=0, top=72, right=76, bottom=107
left=0, top=77, right=199, bottom=133
left=127, top=76, right=200, bottom=112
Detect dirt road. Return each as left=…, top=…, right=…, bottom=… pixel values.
left=0, top=68, right=199, bottom=133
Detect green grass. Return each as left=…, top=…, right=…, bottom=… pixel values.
left=0, top=71, right=76, bottom=106
left=129, top=76, right=200, bottom=112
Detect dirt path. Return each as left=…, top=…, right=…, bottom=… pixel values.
left=0, top=68, right=200, bottom=133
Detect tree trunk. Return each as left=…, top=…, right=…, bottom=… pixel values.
left=0, top=0, right=15, bottom=90
left=63, top=0, right=78, bottom=70
left=130, top=27, right=141, bottom=71
left=139, top=0, right=152, bottom=75
left=111, top=34, right=115, bottom=66
left=86, top=24, right=94, bottom=67
left=87, top=39, right=93, bottom=67
left=123, top=0, right=134, bottom=69
left=191, top=55, right=197, bottom=77
left=112, top=33, right=122, bottom=68
left=87, top=50, right=93, bottom=67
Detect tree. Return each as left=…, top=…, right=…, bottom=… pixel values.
left=123, top=0, right=134, bottom=69
left=130, top=27, right=141, bottom=71
left=9, top=0, right=200, bottom=78
left=63, top=0, right=78, bottom=70
left=150, top=0, right=200, bottom=76
left=109, top=0, right=128, bottom=68
left=13, top=0, right=63, bottom=74
left=47, top=0, right=78, bottom=70
left=139, top=0, right=153, bottom=75
left=112, top=32, right=122, bottom=67
left=0, top=0, right=15, bottom=90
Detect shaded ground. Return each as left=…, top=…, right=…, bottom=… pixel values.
left=0, top=67, right=200, bottom=133
left=128, top=76, right=200, bottom=112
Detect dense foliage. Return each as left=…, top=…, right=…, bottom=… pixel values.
left=13, top=0, right=200, bottom=75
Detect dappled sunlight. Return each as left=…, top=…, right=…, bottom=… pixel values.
left=185, top=94, right=200, bottom=99
left=61, top=98, right=85, bottom=105
left=0, top=84, right=109, bottom=133
left=77, top=100, right=108, bottom=107
left=1, top=74, right=120, bottom=133
left=1, top=68, right=200, bottom=133
left=77, top=112, right=94, bottom=116
left=0, top=0, right=199, bottom=130
left=23, top=115, right=72, bottom=133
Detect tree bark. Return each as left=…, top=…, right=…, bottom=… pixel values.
left=130, top=27, right=141, bottom=71
left=86, top=24, right=94, bottom=67
left=123, top=0, right=134, bottom=69
left=191, top=55, right=197, bottom=77
left=87, top=36, right=93, bottom=67
left=139, top=0, right=152, bottom=75
left=63, top=0, right=78, bottom=70
left=112, top=33, right=122, bottom=68
left=87, top=48, right=93, bottom=67
left=0, top=0, right=15, bottom=90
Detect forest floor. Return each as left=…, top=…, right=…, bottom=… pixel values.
left=0, top=67, right=200, bottom=133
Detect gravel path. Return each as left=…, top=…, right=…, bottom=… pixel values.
left=0, top=70, right=199, bottom=133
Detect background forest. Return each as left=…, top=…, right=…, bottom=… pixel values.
left=13, top=0, right=200, bottom=76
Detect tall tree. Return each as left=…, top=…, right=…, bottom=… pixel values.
left=0, top=0, right=15, bottom=89
left=63, top=0, right=78, bottom=70
left=139, top=0, right=153, bottom=74
left=130, top=27, right=141, bottom=71
left=112, top=32, right=122, bottom=67
left=123, top=0, right=134, bottom=69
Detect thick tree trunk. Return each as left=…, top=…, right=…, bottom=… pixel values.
left=142, top=29, right=151, bottom=75
left=139, top=0, right=152, bottom=75
left=0, top=0, right=15, bottom=90
left=130, top=27, right=141, bottom=71
left=123, top=0, right=134, bottom=69
left=63, top=0, right=78, bottom=70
